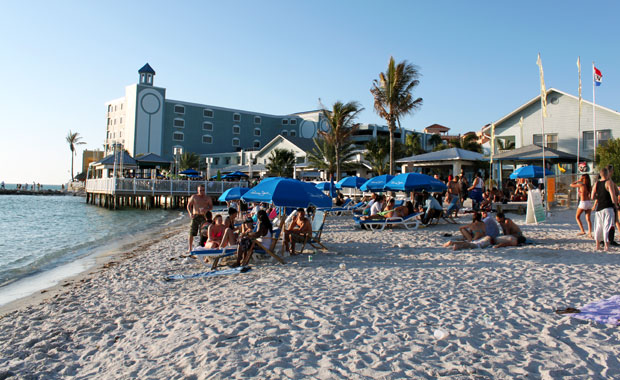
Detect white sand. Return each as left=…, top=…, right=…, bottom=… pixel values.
left=1, top=209, right=620, bottom=379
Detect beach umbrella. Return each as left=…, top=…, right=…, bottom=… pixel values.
left=222, top=171, right=249, bottom=179
left=180, top=169, right=200, bottom=175
left=384, top=172, right=448, bottom=193
left=336, top=176, right=367, bottom=189
left=315, top=181, right=337, bottom=197
left=186, top=174, right=202, bottom=179
left=360, top=174, right=395, bottom=192
left=218, top=187, right=250, bottom=202
left=509, top=165, right=553, bottom=179
left=241, top=178, right=331, bottom=208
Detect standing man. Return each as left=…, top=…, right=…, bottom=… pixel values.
left=446, top=175, right=461, bottom=216
left=186, top=184, right=213, bottom=252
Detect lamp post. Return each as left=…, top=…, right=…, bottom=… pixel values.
left=173, top=146, right=183, bottom=177
left=206, top=157, right=212, bottom=181
left=249, top=154, right=253, bottom=180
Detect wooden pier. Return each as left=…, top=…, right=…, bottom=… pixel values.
left=85, top=178, right=247, bottom=210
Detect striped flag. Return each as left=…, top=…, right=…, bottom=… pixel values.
left=594, top=66, right=603, bottom=86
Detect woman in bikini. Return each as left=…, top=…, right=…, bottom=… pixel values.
left=205, top=214, right=226, bottom=248
left=444, top=212, right=491, bottom=250
left=570, top=174, right=593, bottom=237
left=219, top=216, right=239, bottom=248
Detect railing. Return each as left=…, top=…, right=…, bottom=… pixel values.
left=85, top=178, right=248, bottom=195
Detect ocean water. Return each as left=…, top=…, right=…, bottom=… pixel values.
left=0, top=195, right=183, bottom=304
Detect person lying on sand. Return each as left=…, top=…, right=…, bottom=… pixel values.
left=493, top=212, right=526, bottom=247
left=444, top=212, right=492, bottom=250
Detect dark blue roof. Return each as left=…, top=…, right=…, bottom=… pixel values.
left=138, top=63, right=156, bottom=74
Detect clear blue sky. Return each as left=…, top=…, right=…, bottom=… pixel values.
left=1, top=0, right=619, bottom=184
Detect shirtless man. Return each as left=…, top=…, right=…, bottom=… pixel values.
left=284, top=208, right=312, bottom=255
left=443, top=212, right=492, bottom=250
left=493, top=212, right=526, bottom=247
left=186, top=184, right=214, bottom=252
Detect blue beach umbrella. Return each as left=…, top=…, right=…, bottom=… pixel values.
left=336, top=176, right=367, bottom=189
left=509, top=165, right=553, bottom=179
left=222, top=171, right=249, bottom=179
left=384, top=173, right=448, bottom=193
left=316, top=181, right=337, bottom=197
left=180, top=169, right=200, bottom=175
left=218, top=187, right=250, bottom=202
left=241, top=178, right=331, bottom=208
left=360, top=174, right=395, bottom=192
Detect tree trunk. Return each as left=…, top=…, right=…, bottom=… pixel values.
left=388, top=123, right=395, bottom=175
left=335, top=143, right=340, bottom=182
left=70, top=151, right=74, bottom=181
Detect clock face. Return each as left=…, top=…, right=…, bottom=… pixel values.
left=141, top=93, right=161, bottom=114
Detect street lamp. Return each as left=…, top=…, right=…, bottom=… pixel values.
left=206, top=157, right=212, bottom=180
left=173, top=146, right=183, bottom=177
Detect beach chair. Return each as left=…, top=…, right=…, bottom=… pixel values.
left=246, top=219, right=286, bottom=265
left=190, top=246, right=238, bottom=270
left=298, top=210, right=328, bottom=253
left=355, top=212, right=422, bottom=231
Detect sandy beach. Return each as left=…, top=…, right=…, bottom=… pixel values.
left=1, top=208, right=620, bottom=379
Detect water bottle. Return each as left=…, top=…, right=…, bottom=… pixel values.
left=308, top=255, right=313, bottom=262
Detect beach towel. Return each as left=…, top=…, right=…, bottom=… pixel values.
left=164, top=266, right=251, bottom=281
left=569, top=295, right=620, bottom=325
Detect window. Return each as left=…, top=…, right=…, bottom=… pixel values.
left=202, top=135, right=213, bottom=144
left=114, top=105, right=117, bottom=111
left=254, top=116, right=261, bottom=124
left=203, top=122, right=213, bottom=131
left=281, top=130, right=288, bottom=137
left=253, top=140, right=261, bottom=148
left=141, top=73, right=145, bottom=83
left=290, top=119, right=297, bottom=125
left=254, top=128, right=261, bottom=136
left=289, top=130, right=296, bottom=137
left=225, top=157, right=231, bottom=165
left=204, top=109, right=214, bottom=118
left=173, top=118, right=185, bottom=128
left=173, top=132, right=184, bottom=141
left=120, top=104, right=123, bottom=110
left=533, top=133, right=557, bottom=149
left=107, top=105, right=112, bottom=112
left=119, top=117, right=122, bottom=124
left=233, top=113, right=241, bottom=122
left=232, top=138, right=240, bottom=147
left=214, top=157, right=219, bottom=165
left=174, top=105, right=185, bottom=114
left=282, top=119, right=289, bottom=125
left=584, top=130, right=612, bottom=150
left=232, top=125, right=240, bottom=134
left=107, top=118, right=111, bottom=125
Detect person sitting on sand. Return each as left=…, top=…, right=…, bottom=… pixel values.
left=421, top=190, right=443, bottom=224
left=443, top=212, right=492, bottom=250
left=205, top=214, right=226, bottom=248
left=481, top=210, right=500, bottom=240
left=234, top=210, right=274, bottom=266
left=219, top=216, right=238, bottom=248
left=284, top=208, right=312, bottom=255
left=493, top=212, right=526, bottom=247
left=570, top=174, right=593, bottom=237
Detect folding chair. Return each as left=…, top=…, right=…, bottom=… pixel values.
left=298, top=210, right=328, bottom=253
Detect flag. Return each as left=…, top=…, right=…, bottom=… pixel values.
left=490, top=123, right=495, bottom=164
left=594, top=66, right=603, bottom=86
left=577, top=57, right=582, bottom=108
left=536, top=53, right=548, bottom=117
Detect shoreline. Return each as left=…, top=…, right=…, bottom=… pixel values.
left=0, top=216, right=187, bottom=317
left=1, top=208, right=620, bottom=378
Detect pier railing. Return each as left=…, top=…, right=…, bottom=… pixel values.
left=86, top=178, right=248, bottom=196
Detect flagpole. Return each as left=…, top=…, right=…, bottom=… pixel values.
left=593, top=61, right=597, bottom=169
left=577, top=57, right=581, bottom=172
left=537, top=53, right=548, bottom=212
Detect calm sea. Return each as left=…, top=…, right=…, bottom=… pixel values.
left=0, top=194, right=184, bottom=306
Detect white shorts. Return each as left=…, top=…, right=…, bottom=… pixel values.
left=578, top=200, right=593, bottom=210
left=472, top=236, right=492, bottom=249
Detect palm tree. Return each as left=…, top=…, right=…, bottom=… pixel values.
left=319, top=100, right=364, bottom=181
left=364, top=137, right=390, bottom=175
left=405, top=132, right=425, bottom=156
left=266, top=149, right=296, bottom=177
left=428, top=133, right=444, bottom=150
left=179, top=152, right=200, bottom=171
left=495, top=138, right=515, bottom=151
left=447, top=134, right=483, bottom=153
left=66, top=130, right=86, bottom=181
left=370, top=57, right=423, bottom=175
left=307, top=138, right=357, bottom=178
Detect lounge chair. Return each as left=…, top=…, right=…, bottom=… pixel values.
left=246, top=220, right=286, bottom=265
left=355, top=212, right=422, bottom=231
left=190, top=246, right=238, bottom=269
left=318, top=199, right=355, bottom=216
left=298, top=210, right=328, bottom=253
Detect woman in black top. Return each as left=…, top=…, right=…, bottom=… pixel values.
left=591, top=167, right=618, bottom=251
